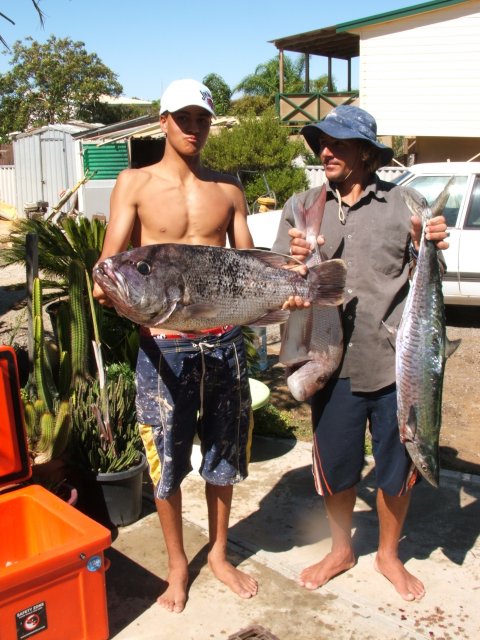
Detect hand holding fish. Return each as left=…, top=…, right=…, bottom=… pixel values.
left=281, top=228, right=326, bottom=311
left=288, top=227, right=326, bottom=261
left=410, top=214, right=449, bottom=254
left=93, top=279, right=114, bottom=307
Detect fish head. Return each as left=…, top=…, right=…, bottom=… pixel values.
left=405, top=441, right=439, bottom=488
left=93, top=245, right=184, bottom=326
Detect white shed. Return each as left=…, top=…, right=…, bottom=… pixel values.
left=12, top=123, right=92, bottom=216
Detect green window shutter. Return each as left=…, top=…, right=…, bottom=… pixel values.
left=83, top=142, right=129, bottom=179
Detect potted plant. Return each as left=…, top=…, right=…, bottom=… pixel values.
left=69, top=363, right=146, bottom=527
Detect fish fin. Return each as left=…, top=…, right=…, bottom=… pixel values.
left=403, top=190, right=429, bottom=223
left=403, top=177, right=454, bottom=223
left=149, top=301, right=179, bottom=326
left=248, top=309, right=291, bottom=326
left=431, top=177, right=455, bottom=216
left=305, top=186, right=326, bottom=236
left=292, top=188, right=327, bottom=267
left=290, top=192, right=304, bottom=231
left=407, top=405, right=418, bottom=438
left=446, top=337, right=461, bottom=358
left=308, top=259, right=346, bottom=306
left=181, top=303, right=219, bottom=319
left=318, top=248, right=329, bottom=262
left=382, top=320, right=397, bottom=337
left=244, top=248, right=302, bottom=268
left=279, top=308, right=312, bottom=365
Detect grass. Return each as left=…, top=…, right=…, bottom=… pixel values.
left=253, top=401, right=374, bottom=456
left=253, top=402, right=312, bottom=441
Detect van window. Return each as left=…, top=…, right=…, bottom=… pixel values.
left=464, top=176, right=480, bottom=229
left=406, top=175, right=468, bottom=227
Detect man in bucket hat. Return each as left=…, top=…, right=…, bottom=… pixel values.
left=273, top=105, right=449, bottom=601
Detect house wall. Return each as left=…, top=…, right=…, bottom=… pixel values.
left=350, top=0, right=480, bottom=137
left=414, top=136, right=480, bottom=162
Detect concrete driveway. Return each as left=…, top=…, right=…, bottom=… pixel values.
left=106, top=436, right=480, bottom=640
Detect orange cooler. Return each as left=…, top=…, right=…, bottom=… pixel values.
left=0, top=346, right=112, bottom=640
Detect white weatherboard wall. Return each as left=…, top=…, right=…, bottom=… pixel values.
left=350, top=0, right=480, bottom=137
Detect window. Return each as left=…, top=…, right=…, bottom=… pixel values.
left=464, top=176, right=480, bottom=228
left=406, top=175, right=468, bottom=227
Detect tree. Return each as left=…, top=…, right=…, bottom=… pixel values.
left=235, top=55, right=336, bottom=108
left=201, top=108, right=308, bottom=209
left=1, top=1, right=44, bottom=48
left=203, top=73, right=232, bottom=116
left=235, top=55, right=305, bottom=99
left=230, top=95, right=272, bottom=117
left=0, top=35, right=122, bottom=137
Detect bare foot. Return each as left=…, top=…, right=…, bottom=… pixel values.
left=208, top=554, right=258, bottom=599
left=157, top=564, right=189, bottom=613
left=299, top=550, right=356, bottom=590
left=374, top=555, right=425, bottom=601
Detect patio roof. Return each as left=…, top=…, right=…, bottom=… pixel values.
left=269, top=26, right=359, bottom=61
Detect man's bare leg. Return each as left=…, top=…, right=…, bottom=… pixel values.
left=155, top=489, right=189, bottom=613
left=299, top=487, right=357, bottom=589
left=374, top=489, right=425, bottom=601
left=205, top=483, right=258, bottom=598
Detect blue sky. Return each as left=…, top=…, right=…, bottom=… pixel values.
left=1, top=0, right=418, bottom=100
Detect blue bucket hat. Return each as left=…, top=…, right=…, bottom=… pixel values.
left=301, top=105, right=394, bottom=165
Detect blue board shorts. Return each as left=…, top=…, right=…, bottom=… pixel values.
left=311, top=378, right=418, bottom=497
left=136, top=326, right=253, bottom=499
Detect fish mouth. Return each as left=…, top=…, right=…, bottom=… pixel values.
left=95, top=260, right=129, bottom=301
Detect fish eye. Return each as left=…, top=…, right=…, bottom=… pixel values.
left=136, top=260, right=151, bottom=276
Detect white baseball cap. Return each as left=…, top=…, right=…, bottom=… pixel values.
left=160, top=79, right=215, bottom=116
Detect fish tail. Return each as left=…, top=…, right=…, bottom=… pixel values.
left=307, top=259, right=346, bottom=306
left=446, top=337, right=461, bottom=358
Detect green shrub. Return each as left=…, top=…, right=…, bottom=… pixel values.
left=202, top=109, right=308, bottom=209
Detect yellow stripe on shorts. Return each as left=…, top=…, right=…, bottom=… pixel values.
left=138, top=423, right=162, bottom=488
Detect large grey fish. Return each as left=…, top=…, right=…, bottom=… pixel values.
left=397, top=184, right=460, bottom=487
left=279, top=188, right=344, bottom=401
left=93, top=243, right=346, bottom=331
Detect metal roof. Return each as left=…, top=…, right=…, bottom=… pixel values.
left=73, top=115, right=238, bottom=146
left=12, top=122, right=97, bottom=140
left=269, top=0, right=469, bottom=59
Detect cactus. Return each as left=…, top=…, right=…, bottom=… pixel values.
left=23, top=399, right=72, bottom=463
left=68, top=259, right=89, bottom=385
left=32, top=279, right=58, bottom=412
left=26, top=274, right=81, bottom=465
left=70, top=365, right=141, bottom=474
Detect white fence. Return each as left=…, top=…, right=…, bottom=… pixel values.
left=305, top=164, right=407, bottom=188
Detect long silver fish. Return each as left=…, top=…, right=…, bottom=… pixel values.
left=279, top=188, right=344, bottom=401
left=397, top=184, right=460, bottom=487
left=93, top=243, right=346, bottom=331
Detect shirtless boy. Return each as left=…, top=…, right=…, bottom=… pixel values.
left=93, top=79, right=257, bottom=613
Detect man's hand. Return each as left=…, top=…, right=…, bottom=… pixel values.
left=410, top=215, right=450, bottom=253
left=281, top=227, right=327, bottom=310
left=92, top=281, right=113, bottom=307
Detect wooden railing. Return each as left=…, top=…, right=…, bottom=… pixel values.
left=276, top=91, right=359, bottom=126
